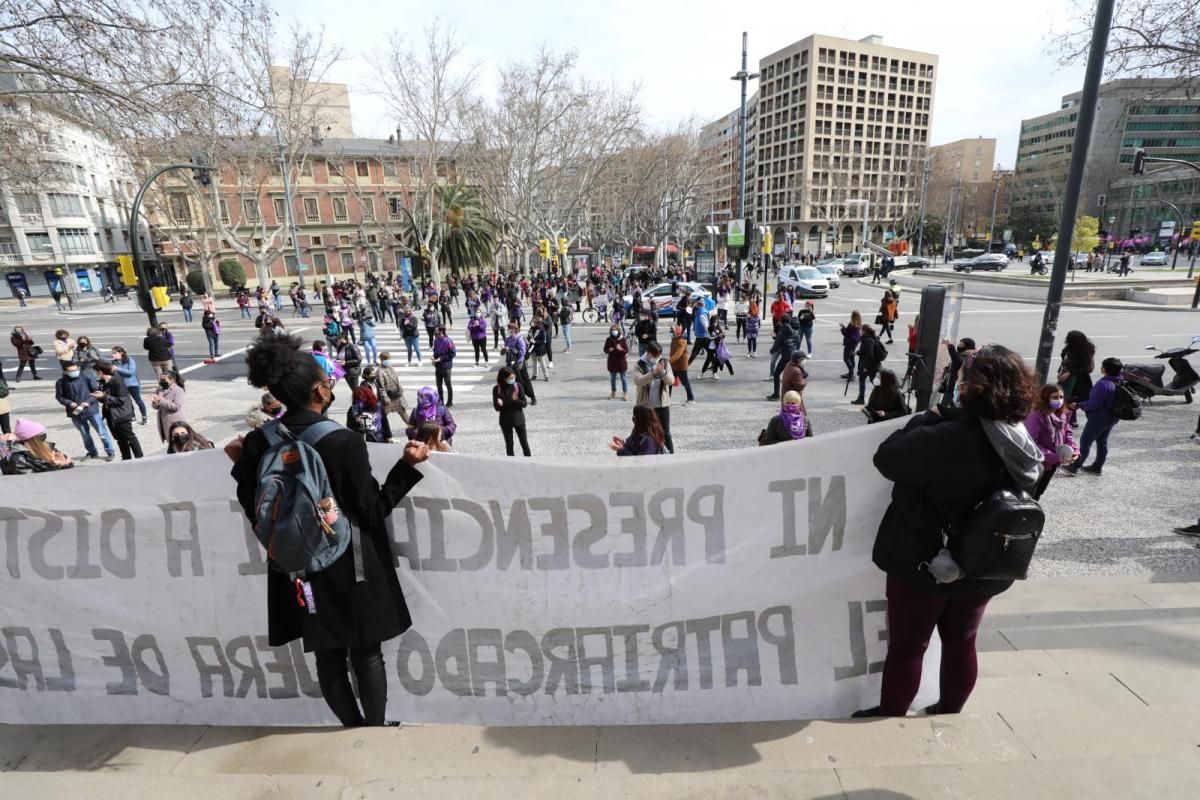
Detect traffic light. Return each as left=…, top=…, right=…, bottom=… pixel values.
left=557, top=237, right=568, bottom=256
left=116, top=254, right=138, bottom=286
left=192, top=155, right=213, bottom=188
left=1132, top=148, right=1146, bottom=176
left=761, top=231, right=773, bottom=255
left=150, top=286, right=171, bottom=309
left=538, top=238, right=551, bottom=259
left=1192, top=221, right=1200, bottom=239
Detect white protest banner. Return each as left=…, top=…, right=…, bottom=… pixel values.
left=0, top=420, right=939, bottom=726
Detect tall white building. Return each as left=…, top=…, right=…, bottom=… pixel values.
left=0, top=73, right=149, bottom=299
left=750, top=34, right=937, bottom=256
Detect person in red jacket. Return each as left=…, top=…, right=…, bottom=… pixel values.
left=769, top=293, right=792, bottom=336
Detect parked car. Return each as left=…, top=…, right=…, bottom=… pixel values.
left=953, top=254, right=1009, bottom=273
left=624, top=281, right=715, bottom=317
left=1140, top=251, right=1168, bottom=267
left=839, top=253, right=869, bottom=277
left=815, top=264, right=841, bottom=288
left=777, top=265, right=830, bottom=298
left=906, top=256, right=931, bottom=269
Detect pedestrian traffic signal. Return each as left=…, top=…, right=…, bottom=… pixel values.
left=1132, top=148, right=1147, bottom=176
left=538, top=238, right=551, bottom=259
left=116, top=254, right=138, bottom=286
left=557, top=237, right=568, bottom=256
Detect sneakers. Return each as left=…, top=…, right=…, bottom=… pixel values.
left=711, top=374, right=719, bottom=380
left=850, top=398, right=865, bottom=405
left=1081, top=465, right=1102, bottom=476
left=1173, top=525, right=1200, bottom=537
left=104, top=454, right=116, bottom=462
left=1061, top=465, right=1079, bottom=477
left=685, top=399, right=695, bottom=406
left=765, top=394, right=780, bottom=401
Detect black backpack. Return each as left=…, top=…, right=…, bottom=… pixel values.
left=948, top=488, right=1044, bottom=581
left=1112, top=382, right=1142, bottom=421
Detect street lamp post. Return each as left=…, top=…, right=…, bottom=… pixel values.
left=731, top=31, right=759, bottom=289
left=128, top=162, right=216, bottom=328
left=916, top=156, right=931, bottom=258
left=988, top=166, right=1002, bottom=252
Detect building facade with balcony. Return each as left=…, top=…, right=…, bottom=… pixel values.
left=0, top=75, right=149, bottom=299
left=150, top=137, right=465, bottom=288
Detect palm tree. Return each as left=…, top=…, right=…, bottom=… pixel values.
left=401, top=182, right=498, bottom=280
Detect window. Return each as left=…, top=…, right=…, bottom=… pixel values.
left=338, top=234, right=351, bottom=245
left=384, top=159, right=399, bottom=178
left=25, top=232, right=51, bottom=253
left=387, top=196, right=404, bottom=218
left=285, top=255, right=298, bottom=273
left=15, top=194, right=40, bottom=215
left=0, top=235, right=16, bottom=254
left=367, top=233, right=377, bottom=244
left=300, top=159, right=313, bottom=177
left=355, top=160, right=370, bottom=178
left=241, top=198, right=260, bottom=223
left=57, top=228, right=93, bottom=254
left=360, top=195, right=375, bottom=221
left=48, top=193, right=85, bottom=216
left=410, top=160, right=423, bottom=179
left=310, top=234, right=323, bottom=246
left=312, top=252, right=328, bottom=273
left=273, top=197, right=287, bottom=222
left=303, top=196, right=320, bottom=222
left=332, top=195, right=348, bottom=222
left=368, top=251, right=378, bottom=270
left=218, top=199, right=230, bottom=224
left=169, top=193, right=191, bottom=225
left=340, top=251, right=354, bottom=269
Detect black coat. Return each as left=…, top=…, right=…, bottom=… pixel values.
left=143, top=335, right=173, bottom=362
left=871, top=408, right=1014, bottom=598
left=857, top=332, right=886, bottom=377
left=493, top=382, right=528, bottom=427
left=99, top=374, right=136, bottom=424
left=232, top=409, right=423, bottom=651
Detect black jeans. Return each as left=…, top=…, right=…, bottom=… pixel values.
left=843, top=343, right=857, bottom=376
left=517, top=363, right=536, bottom=401
left=15, top=359, right=38, bottom=379
left=314, top=644, right=387, bottom=726
left=472, top=339, right=489, bottom=363
left=435, top=366, right=453, bottom=406
left=501, top=421, right=531, bottom=456
left=653, top=406, right=674, bottom=454
left=440, top=306, right=453, bottom=326
left=110, top=418, right=143, bottom=460
left=736, top=316, right=746, bottom=340
left=688, top=337, right=710, bottom=365
left=426, top=327, right=436, bottom=348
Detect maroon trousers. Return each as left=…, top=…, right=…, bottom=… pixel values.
left=880, top=574, right=991, bottom=716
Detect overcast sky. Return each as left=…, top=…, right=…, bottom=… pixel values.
left=286, top=0, right=1092, bottom=168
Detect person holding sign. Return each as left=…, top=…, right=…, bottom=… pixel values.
left=228, top=335, right=430, bottom=727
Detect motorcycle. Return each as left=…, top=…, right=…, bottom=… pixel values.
left=1029, top=263, right=1048, bottom=276
left=1121, top=336, right=1200, bottom=403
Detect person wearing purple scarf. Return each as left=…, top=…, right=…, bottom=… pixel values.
left=758, top=390, right=808, bottom=445
left=405, top=386, right=456, bottom=444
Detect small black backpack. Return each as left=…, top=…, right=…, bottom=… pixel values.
left=1112, top=382, right=1142, bottom=421
left=948, top=488, right=1044, bottom=581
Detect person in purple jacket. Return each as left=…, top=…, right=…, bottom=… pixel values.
left=609, top=404, right=667, bottom=456
left=1062, top=357, right=1122, bottom=477
left=1023, top=384, right=1079, bottom=498
left=839, top=310, right=863, bottom=380
left=502, top=322, right=536, bottom=405
left=467, top=311, right=489, bottom=367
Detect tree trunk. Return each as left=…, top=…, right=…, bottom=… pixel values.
left=252, top=258, right=271, bottom=289
left=427, top=252, right=442, bottom=289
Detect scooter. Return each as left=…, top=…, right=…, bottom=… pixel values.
left=1122, top=336, right=1200, bottom=403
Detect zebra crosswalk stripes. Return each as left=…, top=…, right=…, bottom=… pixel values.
left=366, top=326, right=498, bottom=396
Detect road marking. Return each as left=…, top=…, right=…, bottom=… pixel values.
left=179, top=327, right=308, bottom=374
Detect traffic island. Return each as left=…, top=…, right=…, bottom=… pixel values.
left=884, top=269, right=1200, bottom=308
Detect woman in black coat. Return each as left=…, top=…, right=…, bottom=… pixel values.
left=492, top=366, right=531, bottom=456
left=227, top=335, right=430, bottom=727
left=855, top=345, right=1043, bottom=718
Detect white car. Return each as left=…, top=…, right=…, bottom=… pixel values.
left=815, top=264, right=841, bottom=288
left=776, top=265, right=829, bottom=298
left=1139, top=251, right=1168, bottom=267
left=623, top=281, right=715, bottom=317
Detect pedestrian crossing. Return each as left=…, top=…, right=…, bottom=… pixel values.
left=364, top=326, right=498, bottom=397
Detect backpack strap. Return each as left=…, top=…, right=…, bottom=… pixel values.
left=295, top=419, right=366, bottom=582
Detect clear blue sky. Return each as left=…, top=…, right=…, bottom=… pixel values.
left=286, top=0, right=1090, bottom=168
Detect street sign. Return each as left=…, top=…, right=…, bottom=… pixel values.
left=694, top=250, right=717, bottom=284
left=726, top=219, right=746, bottom=248
left=1003, top=229, right=1012, bottom=242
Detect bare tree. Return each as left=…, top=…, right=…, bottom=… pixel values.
left=469, top=46, right=640, bottom=272
left=1058, top=0, right=1200, bottom=90
left=371, top=22, right=475, bottom=287
left=143, top=2, right=343, bottom=288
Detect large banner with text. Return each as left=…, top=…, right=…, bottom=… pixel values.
left=0, top=420, right=938, bottom=726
